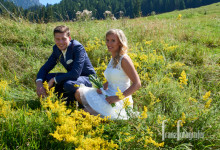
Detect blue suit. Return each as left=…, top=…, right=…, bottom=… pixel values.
left=37, top=40, right=96, bottom=106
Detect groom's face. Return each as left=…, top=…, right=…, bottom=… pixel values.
left=54, top=32, right=71, bottom=51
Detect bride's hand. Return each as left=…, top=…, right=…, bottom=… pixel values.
left=103, top=82, right=108, bottom=90
left=97, top=88, right=102, bottom=94
left=106, top=96, right=120, bottom=104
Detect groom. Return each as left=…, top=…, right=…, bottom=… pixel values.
left=36, top=25, right=96, bottom=106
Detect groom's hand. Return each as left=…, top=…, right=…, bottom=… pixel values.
left=48, top=78, right=55, bottom=89
left=36, top=81, right=47, bottom=98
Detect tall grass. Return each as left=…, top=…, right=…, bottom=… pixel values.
left=0, top=2, right=219, bottom=149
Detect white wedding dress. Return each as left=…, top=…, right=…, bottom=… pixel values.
left=79, top=54, right=133, bottom=120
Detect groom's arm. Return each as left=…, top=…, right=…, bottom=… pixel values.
left=54, top=45, right=86, bottom=84
left=36, top=49, right=58, bottom=97
left=36, top=50, right=58, bottom=81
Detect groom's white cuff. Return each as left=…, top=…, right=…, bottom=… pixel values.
left=54, top=77, right=57, bottom=84
left=36, top=79, right=43, bottom=83
left=36, top=78, right=57, bottom=84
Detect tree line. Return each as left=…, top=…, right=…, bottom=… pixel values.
left=0, top=0, right=219, bottom=23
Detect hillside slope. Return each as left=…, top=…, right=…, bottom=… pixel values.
left=26, top=0, right=220, bottom=22
left=0, top=3, right=219, bottom=149
left=0, top=2, right=219, bottom=88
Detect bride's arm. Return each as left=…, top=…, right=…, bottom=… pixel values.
left=105, top=56, right=141, bottom=104
left=121, top=55, right=141, bottom=97
left=103, top=82, right=108, bottom=90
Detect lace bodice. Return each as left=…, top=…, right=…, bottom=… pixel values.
left=104, top=54, right=130, bottom=92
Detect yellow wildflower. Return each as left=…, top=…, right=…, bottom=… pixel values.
left=139, top=54, right=148, bottom=61
left=145, top=40, right=153, bottom=45
left=46, top=110, right=52, bottom=120
left=188, top=117, right=198, bottom=121
left=101, top=40, right=105, bottom=46
left=102, top=78, right=107, bottom=84
left=123, top=98, right=131, bottom=109
left=144, top=136, right=164, bottom=147
left=41, top=89, right=117, bottom=150
left=43, top=81, right=49, bottom=94
left=157, top=115, right=167, bottom=124
left=133, top=61, right=140, bottom=69
left=128, top=53, right=137, bottom=59
left=162, top=76, right=171, bottom=83
left=177, top=14, right=182, bottom=20
left=119, top=139, right=122, bottom=143
left=125, top=136, right=135, bottom=142
left=180, top=112, right=186, bottom=127
left=148, top=92, right=160, bottom=109
left=74, top=84, right=80, bottom=88
left=166, top=62, right=185, bottom=69
left=137, top=123, right=141, bottom=130
left=165, top=45, right=178, bottom=51
left=59, top=93, right=64, bottom=99
left=205, top=99, right=212, bottom=109
left=179, top=70, right=188, bottom=88
left=124, top=132, right=130, bottom=136
left=137, top=137, right=143, bottom=143
left=142, top=72, right=150, bottom=81
left=203, top=91, right=211, bottom=101
left=149, top=91, right=156, bottom=100
left=115, top=87, right=125, bottom=100
left=0, top=97, right=11, bottom=117
left=0, top=80, right=9, bottom=96
left=139, top=106, right=148, bottom=119
left=115, top=87, right=131, bottom=108
left=189, top=97, right=198, bottom=102
left=14, top=75, right=19, bottom=84
left=147, top=128, right=153, bottom=136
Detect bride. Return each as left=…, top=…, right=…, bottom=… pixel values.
left=74, top=29, right=141, bottom=120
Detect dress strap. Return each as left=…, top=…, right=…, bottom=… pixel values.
left=118, top=54, right=128, bottom=69
left=108, top=54, right=128, bottom=69
left=119, top=54, right=128, bottom=63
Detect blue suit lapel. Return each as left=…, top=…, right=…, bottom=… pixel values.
left=55, top=40, right=74, bottom=71
left=55, top=47, right=67, bottom=69
left=57, top=50, right=65, bottom=64
left=65, top=41, right=74, bottom=64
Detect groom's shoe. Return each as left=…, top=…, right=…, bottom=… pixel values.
left=78, top=101, right=84, bottom=109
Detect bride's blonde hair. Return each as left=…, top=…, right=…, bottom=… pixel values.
left=106, top=29, right=128, bottom=68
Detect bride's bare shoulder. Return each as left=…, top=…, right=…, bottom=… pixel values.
left=121, top=54, right=134, bottom=68
left=121, top=54, right=132, bottom=62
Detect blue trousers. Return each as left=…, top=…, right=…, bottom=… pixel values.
left=46, top=73, right=92, bottom=107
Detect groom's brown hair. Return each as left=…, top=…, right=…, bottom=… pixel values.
left=54, top=25, right=70, bottom=37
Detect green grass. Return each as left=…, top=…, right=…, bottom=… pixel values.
left=0, top=2, right=220, bottom=149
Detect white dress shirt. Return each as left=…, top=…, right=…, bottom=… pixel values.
left=61, top=49, right=67, bottom=61
left=36, top=48, right=67, bottom=84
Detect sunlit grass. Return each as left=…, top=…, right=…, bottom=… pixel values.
left=0, top=2, right=219, bottom=149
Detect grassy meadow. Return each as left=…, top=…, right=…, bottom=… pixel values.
left=0, top=2, right=220, bottom=149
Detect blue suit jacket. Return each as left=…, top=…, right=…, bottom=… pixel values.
left=37, top=40, right=96, bottom=84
